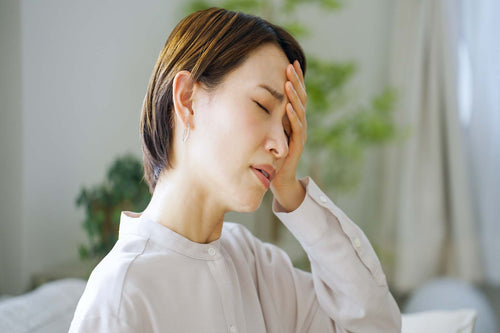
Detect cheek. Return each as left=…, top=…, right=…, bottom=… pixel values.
left=194, top=100, right=266, bottom=166
left=215, top=102, right=263, bottom=142
left=199, top=108, right=248, bottom=162
left=238, top=113, right=268, bottom=156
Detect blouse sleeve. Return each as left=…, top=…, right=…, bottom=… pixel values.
left=248, top=176, right=402, bottom=332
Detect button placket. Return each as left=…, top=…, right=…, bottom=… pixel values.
left=207, top=248, right=241, bottom=332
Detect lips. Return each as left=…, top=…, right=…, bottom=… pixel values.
left=250, top=164, right=276, bottom=189
left=251, top=167, right=270, bottom=189
left=250, top=164, right=276, bottom=182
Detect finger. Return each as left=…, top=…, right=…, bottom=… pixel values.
left=286, top=103, right=306, bottom=145
left=285, top=81, right=306, bottom=124
left=293, top=60, right=304, bottom=85
left=287, top=65, right=307, bottom=104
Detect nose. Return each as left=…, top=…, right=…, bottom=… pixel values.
left=265, top=123, right=289, bottom=160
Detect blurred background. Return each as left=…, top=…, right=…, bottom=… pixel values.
left=1, top=0, right=498, bottom=331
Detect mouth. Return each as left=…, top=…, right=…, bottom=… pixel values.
left=257, top=168, right=270, bottom=179
left=250, top=164, right=276, bottom=189
left=250, top=167, right=271, bottom=189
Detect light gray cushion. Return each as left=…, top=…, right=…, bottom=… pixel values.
left=402, top=309, right=477, bottom=333
left=404, top=278, right=498, bottom=333
left=0, top=278, right=86, bottom=333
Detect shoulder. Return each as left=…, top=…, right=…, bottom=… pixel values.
left=72, top=237, right=149, bottom=321
left=222, top=221, right=254, bottom=239
left=219, top=222, right=259, bottom=263
left=221, top=221, right=264, bottom=251
left=220, top=222, right=291, bottom=266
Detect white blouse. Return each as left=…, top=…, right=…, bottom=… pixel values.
left=69, top=176, right=401, bottom=332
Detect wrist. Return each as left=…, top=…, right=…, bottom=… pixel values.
left=274, top=180, right=306, bottom=213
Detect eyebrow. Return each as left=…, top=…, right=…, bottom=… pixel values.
left=258, top=84, right=284, bottom=102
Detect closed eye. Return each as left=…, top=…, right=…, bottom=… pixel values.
left=255, top=101, right=269, bottom=114
left=254, top=101, right=290, bottom=142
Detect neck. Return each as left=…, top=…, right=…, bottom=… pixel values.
left=140, top=170, right=226, bottom=244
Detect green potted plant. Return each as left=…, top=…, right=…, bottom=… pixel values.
left=75, top=153, right=151, bottom=260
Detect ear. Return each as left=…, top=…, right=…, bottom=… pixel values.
left=172, top=70, right=195, bottom=129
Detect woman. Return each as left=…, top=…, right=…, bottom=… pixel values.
left=70, top=7, right=401, bottom=332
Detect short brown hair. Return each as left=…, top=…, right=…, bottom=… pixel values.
left=140, top=7, right=306, bottom=193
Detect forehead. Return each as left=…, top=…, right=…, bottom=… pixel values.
left=221, top=43, right=290, bottom=92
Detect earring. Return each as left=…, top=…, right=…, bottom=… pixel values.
left=182, top=123, right=190, bottom=143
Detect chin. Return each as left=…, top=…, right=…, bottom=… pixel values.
left=239, top=203, right=261, bottom=213
left=235, top=191, right=266, bottom=213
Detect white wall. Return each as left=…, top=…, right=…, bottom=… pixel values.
left=16, top=0, right=184, bottom=294
left=0, top=0, right=393, bottom=294
left=0, top=0, right=23, bottom=295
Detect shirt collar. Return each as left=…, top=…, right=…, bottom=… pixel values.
left=118, top=211, right=223, bottom=261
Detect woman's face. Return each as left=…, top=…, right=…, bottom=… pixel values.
left=189, top=43, right=292, bottom=212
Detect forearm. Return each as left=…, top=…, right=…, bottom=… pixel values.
left=273, top=176, right=402, bottom=332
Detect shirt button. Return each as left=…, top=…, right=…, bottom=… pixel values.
left=319, top=195, right=328, bottom=203
left=229, top=325, right=237, bottom=333
left=353, top=237, right=361, bottom=248
left=208, top=247, right=216, bottom=256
